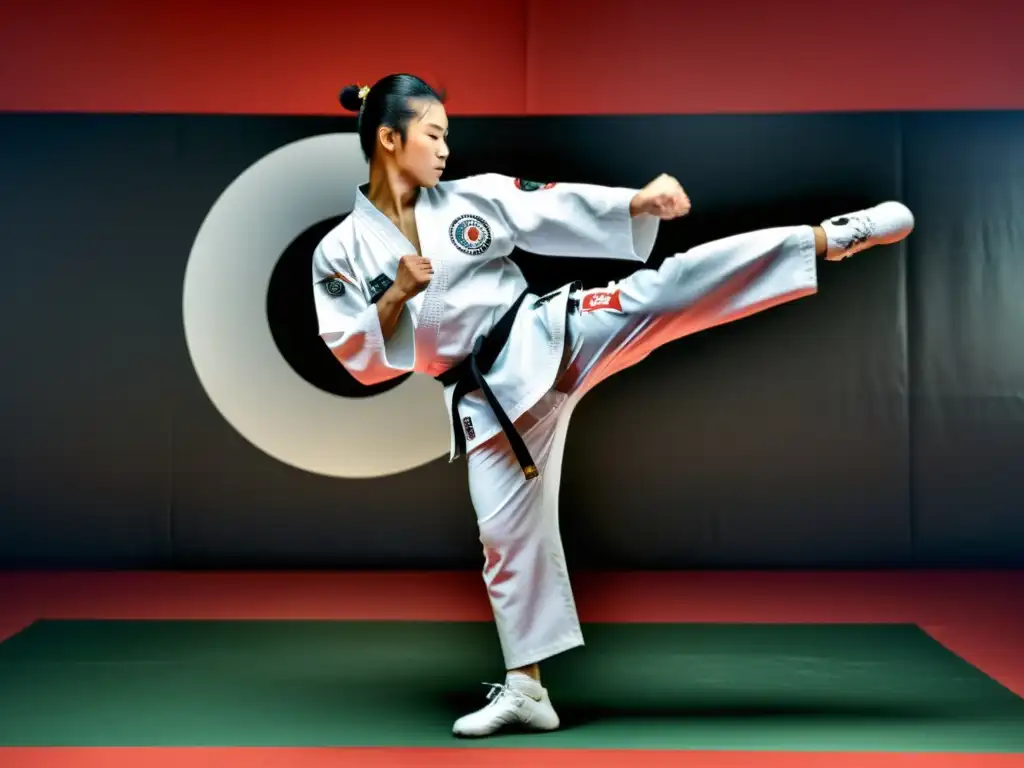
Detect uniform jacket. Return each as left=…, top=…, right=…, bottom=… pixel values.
left=312, top=173, right=660, bottom=460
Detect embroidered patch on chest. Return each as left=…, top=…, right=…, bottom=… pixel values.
left=514, top=178, right=556, bottom=191
left=449, top=215, right=492, bottom=255
left=366, top=273, right=394, bottom=303
left=581, top=288, right=623, bottom=313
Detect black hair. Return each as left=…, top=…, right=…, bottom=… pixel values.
left=339, top=74, right=446, bottom=161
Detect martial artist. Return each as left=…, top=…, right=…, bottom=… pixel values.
left=313, top=74, right=915, bottom=737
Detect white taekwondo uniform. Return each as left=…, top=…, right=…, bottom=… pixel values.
left=313, top=172, right=823, bottom=670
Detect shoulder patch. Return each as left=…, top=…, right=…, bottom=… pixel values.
left=317, top=271, right=354, bottom=298
left=449, top=214, right=492, bottom=255
left=514, top=178, right=556, bottom=192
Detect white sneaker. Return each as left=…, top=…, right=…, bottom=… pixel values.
left=452, top=674, right=561, bottom=738
left=821, top=201, right=915, bottom=261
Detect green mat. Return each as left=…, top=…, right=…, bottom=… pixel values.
left=1, top=620, right=1023, bottom=750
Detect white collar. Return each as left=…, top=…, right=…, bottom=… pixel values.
left=353, top=184, right=422, bottom=256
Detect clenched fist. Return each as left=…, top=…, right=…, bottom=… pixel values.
left=630, top=173, right=691, bottom=220
left=393, top=254, right=434, bottom=300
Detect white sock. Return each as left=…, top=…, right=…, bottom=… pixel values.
left=506, top=671, right=542, bottom=694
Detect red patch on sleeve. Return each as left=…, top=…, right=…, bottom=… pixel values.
left=581, top=289, right=622, bottom=312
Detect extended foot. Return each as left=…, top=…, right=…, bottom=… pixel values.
left=452, top=674, right=560, bottom=738
left=821, top=202, right=915, bottom=261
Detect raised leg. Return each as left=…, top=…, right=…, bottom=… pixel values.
left=557, top=201, right=914, bottom=394
left=560, top=224, right=818, bottom=394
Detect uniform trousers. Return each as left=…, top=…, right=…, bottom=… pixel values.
left=466, top=224, right=819, bottom=669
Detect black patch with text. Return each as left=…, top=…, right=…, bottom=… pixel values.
left=366, top=273, right=394, bottom=303
left=462, top=417, right=476, bottom=440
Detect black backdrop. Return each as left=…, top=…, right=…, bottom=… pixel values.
left=0, top=110, right=1021, bottom=569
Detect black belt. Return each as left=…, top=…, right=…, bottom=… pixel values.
left=434, top=289, right=538, bottom=480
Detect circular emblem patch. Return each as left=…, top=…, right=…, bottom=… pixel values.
left=514, top=178, right=555, bottom=192
left=449, top=214, right=492, bottom=255
left=318, top=272, right=351, bottom=298
left=322, top=277, right=347, bottom=297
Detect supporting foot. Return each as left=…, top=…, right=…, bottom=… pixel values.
left=452, top=673, right=560, bottom=738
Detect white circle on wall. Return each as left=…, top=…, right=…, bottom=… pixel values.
left=182, top=133, right=450, bottom=478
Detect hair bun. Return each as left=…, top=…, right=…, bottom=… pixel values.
left=339, top=84, right=364, bottom=113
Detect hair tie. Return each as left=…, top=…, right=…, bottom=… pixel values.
left=358, top=85, right=371, bottom=101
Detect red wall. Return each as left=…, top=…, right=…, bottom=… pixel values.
left=1, top=0, right=1022, bottom=115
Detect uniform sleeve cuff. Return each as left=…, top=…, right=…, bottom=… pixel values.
left=607, top=187, right=660, bottom=262
left=366, top=303, right=415, bottom=371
